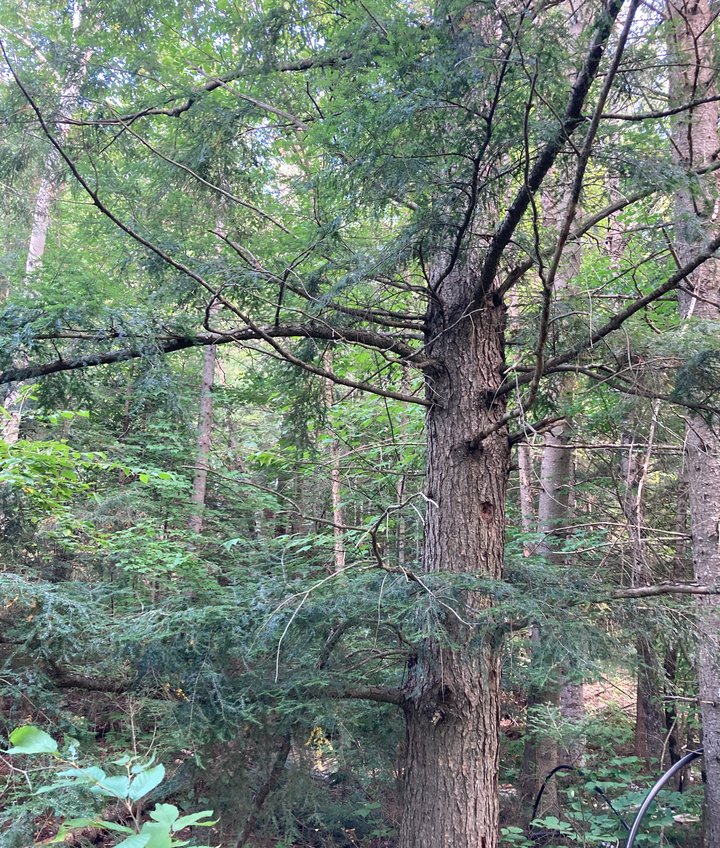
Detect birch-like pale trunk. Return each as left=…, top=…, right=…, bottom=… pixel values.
left=2, top=5, right=89, bottom=443
left=322, top=348, right=345, bottom=573
left=188, top=338, right=217, bottom=534
left=509, top=290, right=535, bottom=542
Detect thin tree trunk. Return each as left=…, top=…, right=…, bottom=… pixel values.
left=188, top=340, right=217, bottom=534
left=396, top=364, right=411, bottom=569
left=622, top=407, right=666, bottom=765
left=398, top=258, right=508, bottom=848
left=323, top=348, right=345, bottom=573
left=520, top=420, right=572, bottom=816
left=509, top=290, right=535, bottom=543
left=517, top=445, right=534, bottom=538
left=519, top=40, right=588, bottom=796
left=2, top=6, right=89, bottom=444
left=669, top=1, right=720, bottom=841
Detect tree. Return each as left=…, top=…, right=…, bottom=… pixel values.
left=669, top=0, right=720, bottom=840
left=3, top=1, right=720, bottom=845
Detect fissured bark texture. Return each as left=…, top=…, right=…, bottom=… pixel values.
left=669, top=1, right=720, bottom=841
left=398, top=262, right=508, bottom=848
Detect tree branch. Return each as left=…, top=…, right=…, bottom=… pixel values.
left=62, top=53, right=353, bottom=126
left=475, top=0, right=625, bottom=300
left=296, top=682, right=406, bottom=705
left=0, top=326, right=431, bottom=405
left=496, top=227, right=720, bottom=398
left=611, top=583, right=720, bottom=599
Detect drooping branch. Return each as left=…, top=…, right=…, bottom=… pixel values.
left=1, top=45, right=432, bottom=406
left=500, top=158, right=720, bottom=295
left=61, top=52, right=354, bottom=126
left=0, top=326, right=431, bottom=405
left=113, top=113, right=291, bottom=232
left=601, top=94, right=720, bottom=122
left=293, top=682, right=406, bottom=705
left=47, top=662, right=131, bottom=693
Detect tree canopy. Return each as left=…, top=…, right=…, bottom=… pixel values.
left=2, top=1, right=720, bottom=847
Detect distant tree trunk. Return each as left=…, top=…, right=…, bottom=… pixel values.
left=2, top=7, right=89, bottom=444
left=669, top=1, right=720, bottom=841
left=634, top=639, right=666, bottom=764
left=517, top=444, right=535, bottom=538
left=622, top=411, right=666, bottom=765
left=664, top=479, right=690, bottom=783
left=323, top=348, right=345, bottom=573
left=509, top=290, right=535, bottom=544
left=188, top=339, right=217, bottom=534
left=520, top=94, right=587, bottom=808
left=396, top=364, right=411, bottom=569
left=520, top=421, right=572, bottom=816
left=398, top=258, right=508, bottom=848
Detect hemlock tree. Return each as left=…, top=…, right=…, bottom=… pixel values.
left=669, top=0, right=720, bottom=840
left=3, top=1, right=720, bottom=845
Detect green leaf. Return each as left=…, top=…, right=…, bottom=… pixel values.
left=128, top=763, right=165, bottom=800
left=149, top=803, right=179, bottom=827
left=173, top=810, right=217, bottom=830
left=57, top=766, right=106, bottom=781
left=6, top=725, right=59, bottom=754
left=48, top=818, right=95, bottom=843
left=140, top=822, right=172, bottom=848
left=131, top=758, right=156, bottom=775
left=36, top=780, right=91, bottom=794
left=96, top=820, right=134, bottom=834
left=114, top=834, right=152, bottom=848
left=91, top=773, right=131, bottom=798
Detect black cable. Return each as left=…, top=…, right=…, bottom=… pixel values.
left=530, top=763, right=631, bottom=834
left=625, top=748, right=703, bottom=848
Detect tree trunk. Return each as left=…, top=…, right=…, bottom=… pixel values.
left=669, top=1, right=720, bottom=841
left=398, top=261, right=508, bottom=848
left=520, top=421, right=573, bottom=816
left=686, top=419, right=720, bottom=845
left=2, top=10, right=89, bottom=444
left=621, top=417, right=666, bottom=765
left=508, top=290, right=535, bottom=544
left=519, top=105, right=587, bottom=806
left=323, top=348, right=345, bottom=573
left=188, top=340, right=217, bottom=534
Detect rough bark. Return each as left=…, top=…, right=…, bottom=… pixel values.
left=398, top=259, right=508, bottom=848
left=669, top=1, right=720, bottom=841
